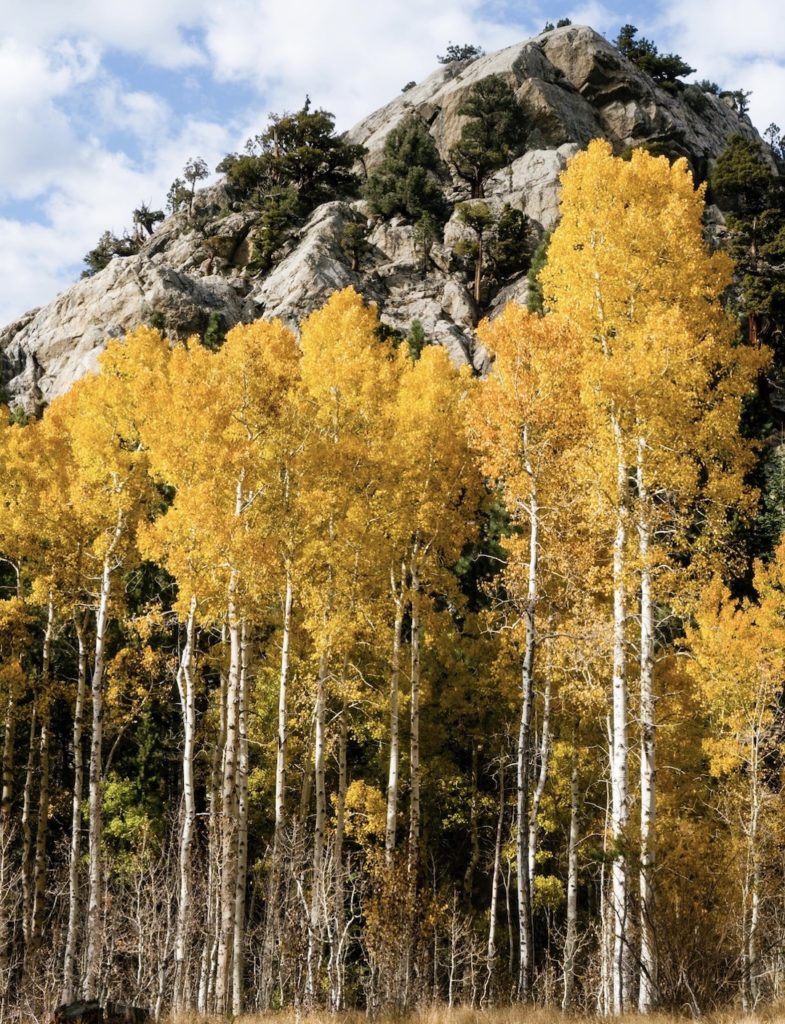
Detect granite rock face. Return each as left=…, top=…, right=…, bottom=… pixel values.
left=0, top=24, right=763, bottom=411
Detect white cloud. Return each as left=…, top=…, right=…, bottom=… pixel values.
left=1, top=0, right=782, bottom=328
left=201, top=0, right=528, bottom=130
left=656, top=0, right=785, bottom=132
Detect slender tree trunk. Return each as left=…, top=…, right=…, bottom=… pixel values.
left=275, top=571, right=293, bottom=857
left=562, top=757, right=580, bottom=1011
left=0, top=694, right=16, bottom=1008
left=637, top=439, right=657, bottom=1012
left=385, top=570, right=405, bottom=866
left=261, top=570, right=294, bottom=1007
left=200, top=630, right=227, bottom=1013
left=216, top=578, right=241, bottom=1013
left=232, top=619, right=249, bottom=1015
left=528, top=676, right=551, bottom=885
left=408, top=547, right=421, bottom=877
left=62, top=618, right=88, bottom=1003
left=473, top=232, right=484, bottom=305
left=306, top=648, right=329, bottom=1005
left=331, top=711, right=348, bottom=1011
left=30, top=599, right=54, bottom=955
left=610, top=417, right=630, bottom=1015
left=486, top=757, right=505, bottom=1003
left=30, top=707, right=50, bottom=953
left=84, top=522, right=123, bottom=1001
left=517, top=480, right=538, bottom=999
left=20, top=707, right=36, bottom=950
left=174, top=597, right=197, bottom=1010
left=743, top=736, right=762, bottom=1010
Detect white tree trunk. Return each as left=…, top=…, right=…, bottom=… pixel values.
left=385, top=569, right=405, bottom=866
left=0, top=694, right=16, bottom=1006
left=517, top=481, right=538, bottom=999
left=485, top=756, right=505, bottom=1003
left=306, top=648, right=329, bottom=1005
left=408, top=549, right=421, bottom=877
left=62, top=618, right=87, bottom=1003
left=528, top=676, right=551, bottom=884
left=30, top=599, right=54, bottom=954
left=215, top=578, right=241, bottom=1013
left=20, top=707, right=36, bottom=950
left=637, top=438, right=657, bottom=1013
left=174, top=597, right=197, bottom=1010
left=232, top=619, right=249, bottom=1015
left=275, top=571, right=293, bottom=857
left=610, top=418, right=630, bottom=1015
left=84, top=521, right=122, bottom=1001
left=562, top=757, right=580, bottom=1011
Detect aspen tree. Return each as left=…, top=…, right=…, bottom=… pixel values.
left=687, top=549, right=785, bottom=1009
left=470, top=305, right=581, bottom=996
left=541, top=139, right=766, bottom=1012
left=298, top=289, right=399, bottom=1003
left=391, top=345, right=479, bottom=876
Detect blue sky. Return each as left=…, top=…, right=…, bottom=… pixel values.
left=1, top=0, right=782, bottom=326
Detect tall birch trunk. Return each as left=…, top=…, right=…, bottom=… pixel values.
left=21, top=707, right=36, bottom=950
left=30, top=599, right=54, bottom=954
left=215, top=578, right=241, bottom=1013
left=528, top=676, right=551, bottom=885
left=408, top=547, right=421, bottom=877
left=174, top=597, right=197, bottom=1010
left=275, top=571, right=293, bottom=857
left=517, top=478, right=538, bottom=999
left=232, top=619, right=249, bottom=1015
left=261, top=570, right=294, bottom=1008
left=485, top=757, right=505, bottom=1003
left=306, top=648, right=329, bottom=1005
left=562, top=757, right=580, bottom=1011
left=610, top=416, right=630, bottom=1015
left=330, top=711, right=348, bottom=1011
left=637, top=438, right=657, bottom=1012
left=385, top=568, right=405, bottom=866
left=0, top=694, right=16, bottom=1007
left=199, top=639, right=227, bottom=1013
left=30, top=709, right=50, bottom=953
left=62, top=618, right=88, bottom=1003
left=84, top=517, right=123, bottom=1001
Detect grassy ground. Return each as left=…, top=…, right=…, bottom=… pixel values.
left=167, top=1006, right=785, bottom=1024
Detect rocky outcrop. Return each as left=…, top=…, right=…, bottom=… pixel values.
left=0, top=23, right=764, bottom=411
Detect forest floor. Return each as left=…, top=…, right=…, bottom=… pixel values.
left=167, top=1007, right=785, bottom=1024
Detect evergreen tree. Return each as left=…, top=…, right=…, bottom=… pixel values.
left=364, top=114, right=449, bottom=226
left=450, top=76, right=528, bottom=197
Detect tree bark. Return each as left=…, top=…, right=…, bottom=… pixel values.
left=562, top=757, right=580, bottom=1011
left=485, top=756, right=505, bottom=1003
left=20, top=706, right=36, bottom=950
left=528, top=675, right=551, bottom=885
left=30, top=599, right=54, bottom=955
left=408, top=546, right=421, bottom=878
left=232, top=619, right=249, bottom=1015
left=306, top=648, right=329, bottom=1005
left=84, top=516, right=123, bottom=1001
left=174, top=597, right=197, bottom=1010
left=215, top=576, right=241, bottom=1013
left=385, top=568, right=405, bottom=866
left=62, top=617, right=87, bottom=1003
left=610, top=417, right=630, bottom=1016
left=637, top=439, right=657, bottom=1013
left=517, top=479, right=538, bottom=1000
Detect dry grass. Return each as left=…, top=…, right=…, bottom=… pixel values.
left=166, top=1004, right=785, bottom=1024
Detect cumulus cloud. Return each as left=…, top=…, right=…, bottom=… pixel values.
left=0, top=0, right=782, bottom=327
left=657, top=0, right=785, bottom=130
